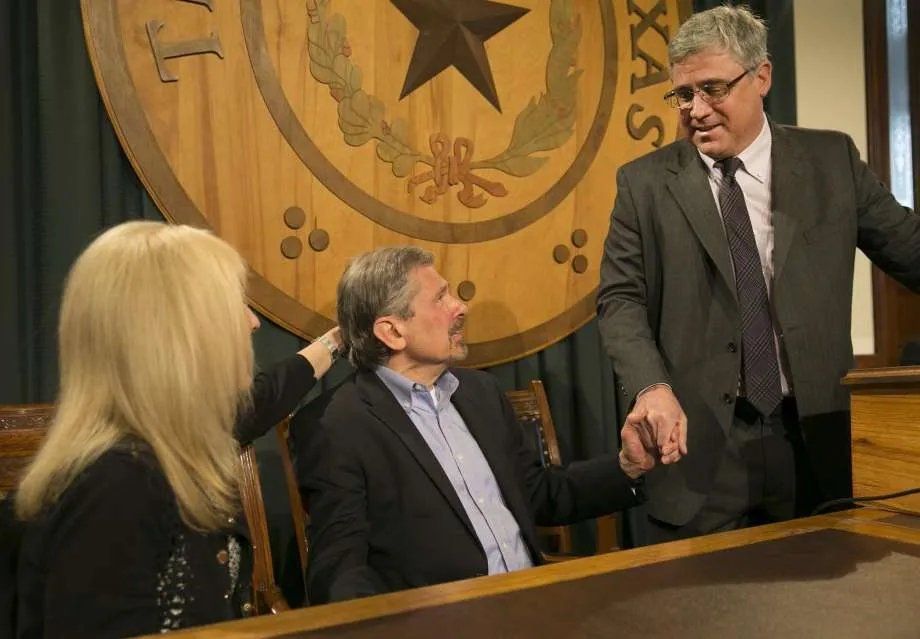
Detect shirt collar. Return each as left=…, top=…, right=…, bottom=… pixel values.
left=699, top=116, right=771, bottom=184
left=374, top=366, right=460, bottom=413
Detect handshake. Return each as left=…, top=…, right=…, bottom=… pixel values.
left=617, top=384, right=688, bottom=480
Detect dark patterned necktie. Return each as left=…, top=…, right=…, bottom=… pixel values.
left=717, top=157, right=781, bottom=417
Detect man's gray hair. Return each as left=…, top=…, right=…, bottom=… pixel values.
left=668, top=5, right=768, bottom=71
left=337, top=246, right=434, bottom=370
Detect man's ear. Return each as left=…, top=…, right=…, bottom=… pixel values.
left=373, top=317, right=406, bottom=353
left=756, top=59, right=772, bottom=98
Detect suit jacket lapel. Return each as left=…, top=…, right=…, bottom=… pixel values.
left=666, top=142, right=737, bottom=296
left=771, top=123, right=816, bottom=282
left=355, top=371, right=478, bottom=540
left=451, top=379, right=535, bottom=544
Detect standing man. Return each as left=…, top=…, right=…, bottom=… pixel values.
left=597, top=5, right=920, bottom=542
left=294, top=247, right=657, bottom=603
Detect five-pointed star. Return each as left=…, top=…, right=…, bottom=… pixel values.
left=391, top=0, right=529, bottom=112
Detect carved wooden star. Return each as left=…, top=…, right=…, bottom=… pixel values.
left=391, top=0, right=529, bottom=112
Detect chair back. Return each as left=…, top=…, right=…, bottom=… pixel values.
left=504, top=382, right=573, bottom=554
left=504, top=382, right=621, bottom=555
left=0, top=404, right=54, bottom=497
left=505, top=381, right=563, bottom=467
left=0, top=404, right=51, bottom=639
left=237, top=444, right=290, bottom=614
left=276, top=419, right=309, bottom=577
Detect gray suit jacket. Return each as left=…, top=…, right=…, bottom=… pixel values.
left=597, top=123, right=920, bottom=525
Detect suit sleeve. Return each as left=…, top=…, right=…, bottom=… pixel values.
left=495, top=377, right=640, bottom=527
left=848, top=136, right=920, bottom=292
left=596, top=167, right=672, bottom=405
left=295, top=409, right=386, bottom=604
left=235, top=354, right=317, bottom=445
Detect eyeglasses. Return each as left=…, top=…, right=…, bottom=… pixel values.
left=664, top=70, right=750, bottom=109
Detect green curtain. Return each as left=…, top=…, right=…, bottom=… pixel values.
left=1, top=0, right=162, bottom=404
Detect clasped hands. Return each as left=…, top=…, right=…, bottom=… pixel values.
left=618, top=385, right=688, bottom=480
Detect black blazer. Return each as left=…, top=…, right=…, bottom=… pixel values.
left=16, top=442, right=253, bottom=638
left=292, top=367, right=639, bottom=604
left=9, top=354, right=317, bottom=638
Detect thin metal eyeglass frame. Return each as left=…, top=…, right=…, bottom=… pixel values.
left=664, top=70, right=750, bottom=110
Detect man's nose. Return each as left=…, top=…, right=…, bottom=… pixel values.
left=687, top=92, right=712, bottom=119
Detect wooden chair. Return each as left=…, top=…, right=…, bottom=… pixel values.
left=505, top=381, right=621, bottom=556
left=0, top=404, right=55, bottom=498
left=276, top=418, right=309, bottom=579
left=237, top=443, right=291, bottom=614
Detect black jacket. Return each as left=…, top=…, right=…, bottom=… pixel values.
left=16, top=443, right=252, bottom=638
left=292, top=367, right=639, bottom=604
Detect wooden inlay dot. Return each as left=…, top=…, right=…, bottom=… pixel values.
left=457, top=280, right=476, bottom=301
left=553, top=245, right=571, bottom=264
left=284, top=206, right=306, bottom=230
left=280, top=236, right=303, bottom=259
left=308, top=229, right=330, bottom=252
left=553, top=228, right=589, bottom=273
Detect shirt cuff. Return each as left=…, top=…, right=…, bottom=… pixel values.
left=636, top=382, right=672, bottom=398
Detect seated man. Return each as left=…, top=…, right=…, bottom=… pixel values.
left=293, top=247, right=664, bottom=603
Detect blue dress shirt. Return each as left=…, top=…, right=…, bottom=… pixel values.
left=375, top=366, right=534, bottom=574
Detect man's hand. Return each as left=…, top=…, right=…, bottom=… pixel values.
left=619, top=409, right=657, bottom=480
left=634, top=384, right=688, bottom=463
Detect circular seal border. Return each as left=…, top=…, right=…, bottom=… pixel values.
left=81, top=0, right=335, bottom=343
left=80, top=0, right=688, bottom=367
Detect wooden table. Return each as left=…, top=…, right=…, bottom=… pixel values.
left=161, top=508, right=920, bottom=638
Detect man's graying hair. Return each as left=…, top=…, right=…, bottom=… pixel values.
left=668, top=5, right=768, bottom=71
left=337, top=246, right=434, bottom=370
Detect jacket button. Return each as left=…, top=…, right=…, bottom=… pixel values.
left=216, top=549, right=229, bottom=565
left=721, top=393, right=734, bottom=405
left=727, top=342, right=737, bottom=353
left=241, top=602, right=254, bottom=617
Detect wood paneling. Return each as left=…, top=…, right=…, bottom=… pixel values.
left=843, top=366, right=920, bottom=513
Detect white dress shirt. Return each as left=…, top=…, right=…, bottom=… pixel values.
left=698, top=117, right=790, bottom=395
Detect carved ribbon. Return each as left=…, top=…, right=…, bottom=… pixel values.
left=409, top=134, right=507, bottom=208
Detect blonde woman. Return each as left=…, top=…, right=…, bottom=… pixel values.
left=14, top=221, right=340, bottom=637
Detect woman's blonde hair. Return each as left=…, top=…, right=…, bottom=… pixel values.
left=16, top=221, right=253, bottom=531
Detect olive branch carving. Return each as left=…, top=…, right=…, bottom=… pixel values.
left=305, top=0, right=580, bottom=207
